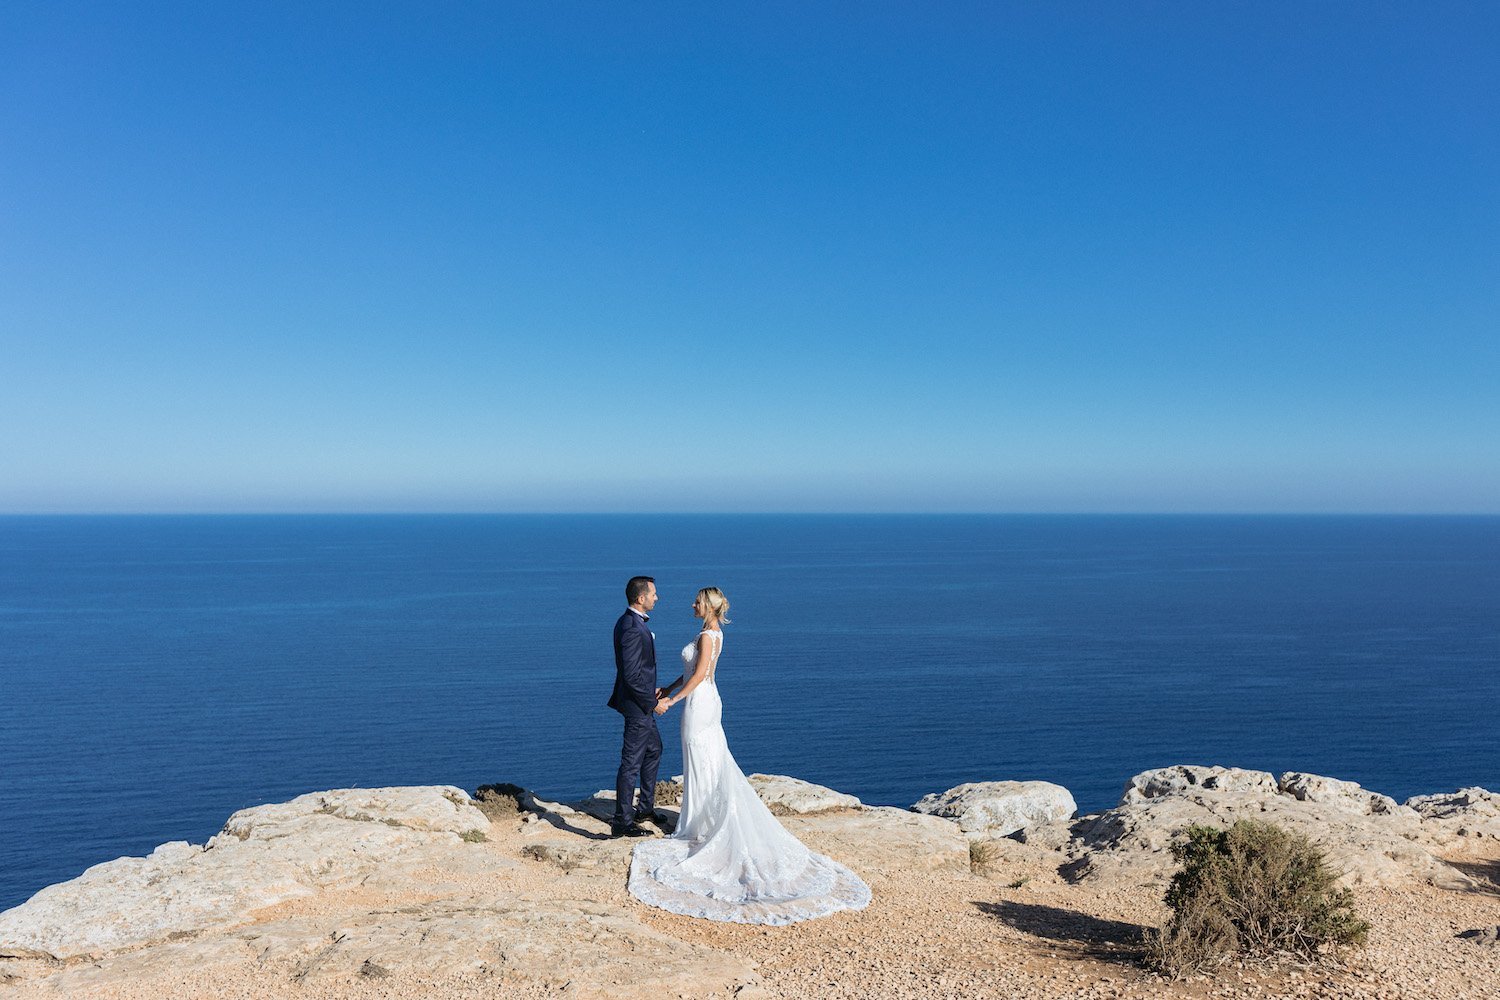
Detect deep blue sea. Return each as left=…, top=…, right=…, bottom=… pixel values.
left=2, top=514, right=1497, bottom=911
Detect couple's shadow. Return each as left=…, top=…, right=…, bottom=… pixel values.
left=478, top=783, right=679, bottom=843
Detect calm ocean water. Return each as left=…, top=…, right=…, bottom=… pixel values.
left=1, top=514, right=1497, bottom=911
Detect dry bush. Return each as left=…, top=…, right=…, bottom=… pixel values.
left=654, top=779, right=683, bottom=806
left=521, top=843, right=585, bottom=872
left=969, top=839, right=1001, bottom=875
left=1148, top=820, right=1369, bottom=977
left=473, top=782, right=527, bottom=819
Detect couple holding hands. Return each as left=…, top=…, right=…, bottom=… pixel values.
left=608, top=576, right=870, bottom=925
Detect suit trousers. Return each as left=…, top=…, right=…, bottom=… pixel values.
left=614, top=701, right=662, bottom=827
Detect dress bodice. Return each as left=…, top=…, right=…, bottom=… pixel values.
left=681, top=629, right=722, bottom=684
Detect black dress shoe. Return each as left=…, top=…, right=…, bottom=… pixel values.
left=610, top=823, right=652, bottom=839
left=640, top=811, right=676, bottom=833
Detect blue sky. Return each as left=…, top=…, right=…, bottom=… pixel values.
left=2, top=3, right=1496, bottom=513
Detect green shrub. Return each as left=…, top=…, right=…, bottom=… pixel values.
left=1148, top=820, right=1369, bottom=977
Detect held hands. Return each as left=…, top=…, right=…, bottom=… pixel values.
left=654, top=685, right=680, bottom=715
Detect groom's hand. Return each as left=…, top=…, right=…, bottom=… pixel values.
left=653, top=700, right=670, bottom=716
left=654, top=687, right=666, bottom=699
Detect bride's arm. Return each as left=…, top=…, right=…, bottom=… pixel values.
left=661, top=635, right=712, bottom=709
left=657, top=674, right=684, bottom=697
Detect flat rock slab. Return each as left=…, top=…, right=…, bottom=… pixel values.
left=0, top=786, right=498, bottom=960
left=748, top=773, right=861, bottom=814
left=216, top=786, right=489, bottom=840
left=570, top=790, right=682, bottom=828
left=519, top=839, right=635, bottom=874
left=0, top=840, right=315, bottom=960
left=21, top=897, right=759, bottom=997
left=912, top=780, right=1076, bottom=836
left=787, top=806, right=969, bottom=874
left=268, top=897, right=758, bottom=990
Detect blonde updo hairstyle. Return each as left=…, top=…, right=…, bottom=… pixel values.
left=697, top=586, right=731, bottom=625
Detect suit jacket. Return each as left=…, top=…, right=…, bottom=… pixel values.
left=609, top=609, right=658, bottom=715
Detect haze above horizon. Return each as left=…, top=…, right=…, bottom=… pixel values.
left=3, top=4, right=1496, bottom=514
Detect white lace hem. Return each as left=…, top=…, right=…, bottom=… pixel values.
left=628, top=839, right=872, bottom=925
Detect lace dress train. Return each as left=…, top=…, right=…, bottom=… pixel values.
left=627, top=631, right=871, bottom=925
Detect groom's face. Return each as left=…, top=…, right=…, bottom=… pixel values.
left=640, top=583, right=658, bottom=611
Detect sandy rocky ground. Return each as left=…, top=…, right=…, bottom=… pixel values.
left=1, top=769, right=1497, bottom=1000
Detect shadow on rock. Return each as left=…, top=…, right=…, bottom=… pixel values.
left=1447, top=857, right=1500, bottom=896
left=973, top=900, right=1148, bottom=960
left=473, top=783, right=615, bottom=842
left=1057, top=856, right=1095, bottom=884
left=527, top=802, right=617, bottom=842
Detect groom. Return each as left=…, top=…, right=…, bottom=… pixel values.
left=608, top=576, right=671, bottom=838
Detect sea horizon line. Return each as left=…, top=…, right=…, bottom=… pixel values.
left=2, top=510, right=1497, bottom=519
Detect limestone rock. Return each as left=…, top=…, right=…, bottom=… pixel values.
left=0, top=786, right=499, bottom=960
left=577, top=773, right=857, bottom=822
left=26, top=897, right=759, bottom=996
left=214, top=785, right=489, bottom=841
left=1458, top=926, right=1500, bottom=947
left=1122, top=764, right=1278, bottom=804
left=20, top=934, right=256, bottom=992
left=575, top=789, right=627, bottom=823
left=0, top=843, right=313, bottom=960
left=571, top=789, right=681, bottom=828
left=785, top=806, right=968, bottom=874
left=912, top=780, right=1076, bottom=836
left=254, top=897, right=758, bottom=990
left=748, top=773, right=862, bottom=815
left=520, top=840, right=626, bottom=874
left=1010, top=816, right=1080, bottom=851
left=1062, top=767, right=1469, bottom=890
left=1406, top=786, right=1500, bottom=821
left=8, top=767, right=1489, bottom=999
left=517, top=789, right=595, bottom=826
left=1277, top=772, right=1415, bottom=818
left=1405, top=787, right=1500, bottom=842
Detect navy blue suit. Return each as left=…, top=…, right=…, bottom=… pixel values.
left=609, top=608, right=662, bottom=828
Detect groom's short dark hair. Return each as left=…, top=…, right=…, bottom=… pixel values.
left=626, top=576, right=655, bottom=605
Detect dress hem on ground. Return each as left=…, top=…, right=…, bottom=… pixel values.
left=628, top=838, right=872, bottom=925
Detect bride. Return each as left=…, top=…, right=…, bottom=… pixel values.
left=627, top=587, right=871, bottom=925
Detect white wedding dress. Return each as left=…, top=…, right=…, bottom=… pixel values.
left=627, top=629, right=871, bottom=924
